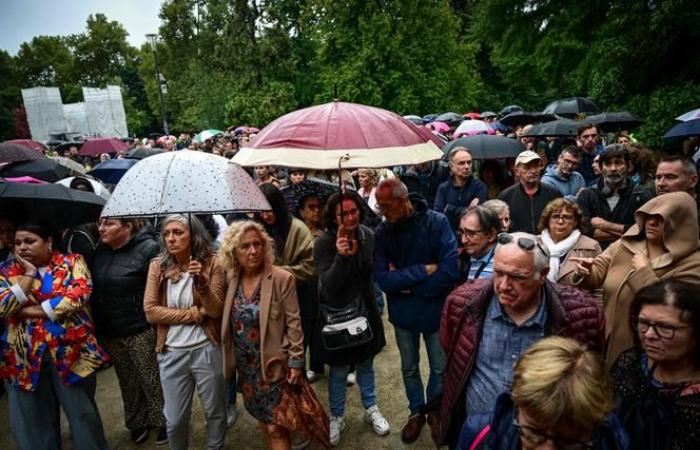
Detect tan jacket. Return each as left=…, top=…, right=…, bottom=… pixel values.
left=277, top=217, right=315, bottom=283
left=143, top=256, right=225, bottom=353
left=221, top=265, right=304, bottom=383
left=557, top=234, right=602, bottom=291
left=579, top=192, right=700, bottom=367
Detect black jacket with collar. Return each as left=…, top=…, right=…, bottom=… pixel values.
left=498, top=182, right=562, bottom=234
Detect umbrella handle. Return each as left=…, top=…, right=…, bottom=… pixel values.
left=337, top=154, right=350, bottom=195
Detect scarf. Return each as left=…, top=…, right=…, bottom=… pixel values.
left=541, top=229, right=581, bottom=281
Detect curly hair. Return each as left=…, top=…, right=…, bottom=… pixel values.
left=219, top=220, right=275, bottom=274
left=537, top=198, right=584, bottom=233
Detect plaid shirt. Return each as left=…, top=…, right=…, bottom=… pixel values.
left=0, top=252, right=108, bottom=391
left=464, top=293, right=546, bottom=414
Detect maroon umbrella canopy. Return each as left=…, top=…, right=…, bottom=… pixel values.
left=0, top=142, right=45, bottom=164
left=232, top=101, right=443, bottom=169
left=5, top=139, right=46, bottom=152
left=79, top=137, right=128, bottom=156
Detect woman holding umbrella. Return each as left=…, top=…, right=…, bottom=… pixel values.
left=143, top=214, right=227, bottom=450
left=0, top=221, right=110, bottom=449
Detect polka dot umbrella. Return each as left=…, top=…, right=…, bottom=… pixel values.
left=101, top=150, right=270, bottom=218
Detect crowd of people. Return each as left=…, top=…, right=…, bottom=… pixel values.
left=2, top=114, right=700, bottom=450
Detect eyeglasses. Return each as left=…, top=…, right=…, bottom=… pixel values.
left=631, top=317, right=692, bottom=339
left=513, top=418, right=594, bottom=450
left=497, top=233, right=550, bottom=258
left=550, top=213, right=576, bottom=223
left=458, top=227, right=484, bottom=239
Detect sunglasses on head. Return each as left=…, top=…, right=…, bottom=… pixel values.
left=498, top=233, right=550, bottom=258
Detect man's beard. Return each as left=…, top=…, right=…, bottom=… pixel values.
left=603, top=173, right=625, bottom=188
left=557, top=168, right=571, bottom=180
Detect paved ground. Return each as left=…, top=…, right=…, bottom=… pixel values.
left=0, top=313, right=438, bottom=449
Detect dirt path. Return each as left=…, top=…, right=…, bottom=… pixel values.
left=0, top=313, right=437, bottom=449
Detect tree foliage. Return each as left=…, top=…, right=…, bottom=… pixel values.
left=1, top=0, right=698, bottom=148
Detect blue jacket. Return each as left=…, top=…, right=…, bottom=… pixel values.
left=434, top=176, right=487, bottom=232
left=374, top=195, right=459, bottom=333
left=459, top=393, right=630, bottom=450
left=541, top=164, right=586, bottom=198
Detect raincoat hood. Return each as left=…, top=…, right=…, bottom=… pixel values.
left=622, top=192, right=700, bottom=262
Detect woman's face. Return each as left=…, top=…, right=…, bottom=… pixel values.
left=14, top=230, right=52, bottom=266
left=98, top=218, right=132, bottom=249
left=547, top=208, right=577, bottom=242
left=255, top=166, right=270, bottom=179
left=299, top=196, right=322, bottom=227
left=235, top=229, right=264, bottom=273
left=259, top=211, right=276, bottom=225
left=290, top=171, right=306, bottom=185
left=335, top=199, right=361, bottom=232
left=644, top=214, right=664, bottom=243
left=358, top=170, right=374, bottom=189
left=499, top=211, right=511, bottom=233
left=163, top=221, right=190, bottom=258
left=637, top=303, right=696, bottom=366
left=516, top=408, right=593, bottom=450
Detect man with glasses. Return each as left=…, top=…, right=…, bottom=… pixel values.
left=576, top=124, right=603, bottom=185
left=541, top=146, right=586, bottom=198
left=373, top=179, right=459, bottom=444
left=498, top=151, right=561, bottom=234
left=457, top=206, right=500, bottom=284
left=434, top=232, right=604, bottom=448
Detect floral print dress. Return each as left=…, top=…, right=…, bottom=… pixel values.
left=232, top=281, right=283, bottom=423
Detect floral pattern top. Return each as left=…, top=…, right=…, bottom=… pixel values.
left=0, top=252, right=109, bottom=391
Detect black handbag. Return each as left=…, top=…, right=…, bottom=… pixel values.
left=318, top=279, right=373, bottom=351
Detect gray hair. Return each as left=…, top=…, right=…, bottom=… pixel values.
left=449, top=146, right=472, bottom=163
left=497, top=231, right=550, bottom=279
left=377, top=178, right=408, bottom=199
left=482, top=199, right=509, bottom=217
left=157, top=214, right=213, bottom=272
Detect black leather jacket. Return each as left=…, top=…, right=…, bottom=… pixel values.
left=89, top=226, right=160, bottom=338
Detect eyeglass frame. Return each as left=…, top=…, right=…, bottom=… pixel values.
left=512, top=417, right=595, bottom=450
left=458, top=227, right=485, bottom=239
left=497, top=233, right=550, bottom=259
left=550, top=213, right=576, bottom=223
left=630, top=316, right=692, bottom=340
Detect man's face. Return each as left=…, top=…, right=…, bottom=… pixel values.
left=69, top=146, right=79, bottom=156
left=450, top=150, right=473, bottom=179
left=556, top=151, right=581, bottom=179
left=376, top=188, right=410, bottom=223
left=578, top=127, right=598, bottom=152
left=601, top=156, right=627, bottom=185
left=516, top=160, right=543, bottom=188
left=459, top=213, right=495, bottom=259
left=655, top=161, right=698, bottom=195
left=493, top=245, right=544, bottom=313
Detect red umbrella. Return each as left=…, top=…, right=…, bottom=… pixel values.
left=232, top=101, right=443, bottom=170
left=5, top=139, right=45, bottom=152
left=0, top=142, right=45, bottom=164
left=463, top=112, right=481, bottom=120
left=79, top=137, right=128, bottom=156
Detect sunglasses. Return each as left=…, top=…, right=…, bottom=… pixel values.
left=497, top=233, right=550, bottom=258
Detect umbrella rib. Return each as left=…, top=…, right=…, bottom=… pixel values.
left=156, top=153, right=178, bottom=214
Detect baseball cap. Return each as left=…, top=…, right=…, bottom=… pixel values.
left=515, top=150, right=542, bottom=166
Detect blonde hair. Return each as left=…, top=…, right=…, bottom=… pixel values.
left=512, top=337, right=613, bottom=431
left=219, top=220, right=275, bottom=273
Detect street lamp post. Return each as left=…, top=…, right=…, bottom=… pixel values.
left=145, top=33, right=169, bottom=136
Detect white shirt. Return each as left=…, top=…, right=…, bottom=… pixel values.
left=165, top=273, right=209, bottom=350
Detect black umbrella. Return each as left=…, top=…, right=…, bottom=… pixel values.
left=0, top=158, right=70, bottom=182
left=499, top=112, right=557, bottom=128
left=521, top=118, right=582, bottom=137
left=125, top=147, right=163, bottom=160
left=542, top=97, right=601, bottom=118
left=584, top=112, right=643, bottom=132
left=281, top=177, right=342, bottom=215
left=0, top=181, right=106, bottom=231
left=443, top=135, right=525, bottom=159
left=435, top=112, right=464, bottom=125
left=499, top=105, right=524, bottom=116
left=0, top=143, right=44, bottom=164
left=662, top=118, right=700, bottom=140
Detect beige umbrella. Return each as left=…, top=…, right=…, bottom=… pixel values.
left=52, top=156, right=87, bottom=175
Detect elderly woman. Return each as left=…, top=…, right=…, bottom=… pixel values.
left=537, top=198, right=602, bottom=287
left=144, top=214, right=226, bottom=450
left=613, top=279, right=700, bottom=450
left=0, top=221, right=110, bottom=449
left=91, top=217, right=166, bottom=444
left=357, top=168, right=380, bottom=215
left=459, top=336, right=625, bottom=450
left=482, top=199, right=511, bottom=232
left=314, top=191, right=388, bottom=446
left=220, top=220, right=314, bottom=449
left=573, top=192, right=700, bottom=368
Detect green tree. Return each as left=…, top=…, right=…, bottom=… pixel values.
left=0, top=50, right=21, bottom=140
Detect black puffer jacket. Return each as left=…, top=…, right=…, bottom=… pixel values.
left=89, top=226, right=160, bottom=339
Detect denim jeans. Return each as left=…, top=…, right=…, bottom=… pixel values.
left=9, top=353, right=108, bottom=450
left=393, top=326, right=446, bottom=414
left=328, top=356, right=377, bottom=417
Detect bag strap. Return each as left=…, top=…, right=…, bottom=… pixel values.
left=67, top=229, right=96, bottom=253
left=469, top=424, right=491, bottom=450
